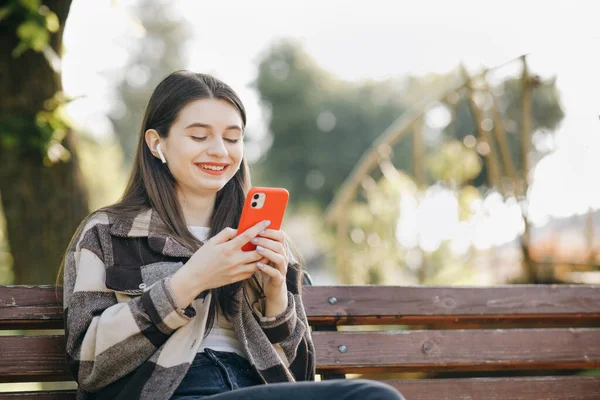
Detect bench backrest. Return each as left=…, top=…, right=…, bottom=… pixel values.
left=1, top=285, right=600, bottom=399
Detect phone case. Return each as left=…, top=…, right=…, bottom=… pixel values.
left=236, top=187, right=289, bottom=251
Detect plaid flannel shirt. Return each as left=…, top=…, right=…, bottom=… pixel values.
left=63, top=209, right=315, bottom=400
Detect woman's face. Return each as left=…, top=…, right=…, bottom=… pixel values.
left=160, top=98, right=244, bottom=196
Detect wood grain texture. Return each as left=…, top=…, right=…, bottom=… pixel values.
left=0, top=336, right=69, bottom=383
left=313, top=328, right=600, bottom=373
left=303, top=285, right=600, bottom=325
left=3, top=285, right=600, bottom=328
left=2, top=284, right=599, bottom=400
left=2, top=329, right=599, bottom=380
left=0, top=286, right=63, bottom=330
left=387, top=376, right=600, bottom=400
left=0, top=391, right=74, bottom=400
left=0, top=377, right=598, bottom=400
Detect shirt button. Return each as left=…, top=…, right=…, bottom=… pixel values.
left=139, top=283, right=147, bottom=289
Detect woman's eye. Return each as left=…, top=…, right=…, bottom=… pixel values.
left=225, top=139, right=240, bottom=144
left=191, top=136, right=207, bottom=142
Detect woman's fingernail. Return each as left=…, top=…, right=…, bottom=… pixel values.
left=257, top=262, right=265, bottom=268
left=251, top=238, right=258, bottom=244
left=264, top=220, right=271, bottom=227
left=256, top=245, right=264, bottom=252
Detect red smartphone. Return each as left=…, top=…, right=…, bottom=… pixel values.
left=236, top=187, right=289, bottom=251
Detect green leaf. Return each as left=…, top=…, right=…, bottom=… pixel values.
left=0, top=6, right=14, bottom=21
left=16, top=20, right=39, bottom=40
left=30, top=30, right=49, bottom=51
left=18, top=0, right=40, bottom=12
left=45, top=11, right=59, bottom=32
left=16, top=20, right=49, bottom=52
left=12, top=41, right=29, bottom=57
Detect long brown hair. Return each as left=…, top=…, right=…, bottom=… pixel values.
left=113, top=71, right=250, bottom=250
left=60, top=71, right=259, bottom=333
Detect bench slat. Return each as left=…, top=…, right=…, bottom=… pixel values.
left=387, top=376, right=600, bottom=400
left=313, top=328, right=600, bottom=373
left=3, top=285, right=600, bottom=329
left=0, top=377, right=598, bottom=400
left=0, top=391, right=74, bottom=400
left=2, top=286, right=598, bottom=398
left=304, top=285, right=600, bottom=325
left=0, top=287, right=62, bottom=330
left=0, top=337, right=70, bottom=383
left=2, top=329, right=599, bottom=381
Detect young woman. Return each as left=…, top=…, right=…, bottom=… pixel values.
left=61, top=71, right=405, bottom=400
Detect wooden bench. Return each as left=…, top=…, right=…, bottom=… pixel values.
left=1, top=284, right=599, bottom=399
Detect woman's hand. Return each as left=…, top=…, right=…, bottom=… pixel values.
left=170, top=220, right=271, bottom=308
left=250, top=229, right=289, bottom=316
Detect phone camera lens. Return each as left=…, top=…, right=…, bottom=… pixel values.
left=251, top=202, right=257, bottom=208
left=253, top=194, right=259, bottom=200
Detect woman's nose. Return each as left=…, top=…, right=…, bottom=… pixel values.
left=206, top=137, right=227, bottom=157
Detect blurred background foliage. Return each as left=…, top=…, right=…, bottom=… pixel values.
left=253, top=40, right=410, bottom=208
left=107, top=0, right=190, bottom=168
left=253, top=40, right=563, bottom=210
left=2, top=0, right=598, bottom=291
left=250, top=39, right=566, bottom=285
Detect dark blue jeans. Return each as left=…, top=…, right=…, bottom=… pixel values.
left=170, top=349, right=405, bottom=400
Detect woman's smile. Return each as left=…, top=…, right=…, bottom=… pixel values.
left=195, top=162, right=230, bottom=175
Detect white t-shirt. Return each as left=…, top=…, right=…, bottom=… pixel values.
left=187, top=225, right=247, bottom=358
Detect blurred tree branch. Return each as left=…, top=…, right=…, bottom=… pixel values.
left=461, top=66, right=502, bottom=192
left=518, top=56, right=536, bottom=282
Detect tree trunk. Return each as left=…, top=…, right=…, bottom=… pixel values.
left=0, top=0, right=89, bottom=284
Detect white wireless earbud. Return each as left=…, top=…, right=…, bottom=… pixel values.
left=156, top=143, right=167, bottom=163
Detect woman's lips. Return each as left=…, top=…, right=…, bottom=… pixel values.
left=195, top=163, right=229, bottom=175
